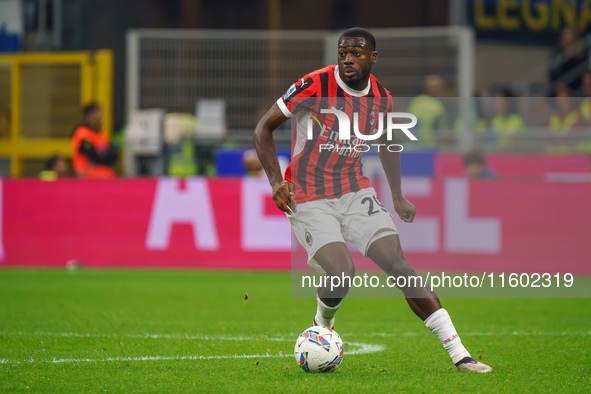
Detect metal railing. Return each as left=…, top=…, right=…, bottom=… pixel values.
left=126, top=27, right=475, bottom=143
left=0, top=50, right=113, bottom=176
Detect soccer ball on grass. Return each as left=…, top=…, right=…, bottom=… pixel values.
left=294, top=326, right=344, bottom=372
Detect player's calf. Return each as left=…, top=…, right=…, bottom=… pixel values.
left=367, top=237, right=421, bottom=291
left=314, top=271, right=350, bottom=329
left=377, top=254, right=434, bottom=301
left=310, top=243, right=354, bottom=331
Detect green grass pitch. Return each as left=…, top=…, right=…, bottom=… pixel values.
left=1, top=269, right=590, bottom=392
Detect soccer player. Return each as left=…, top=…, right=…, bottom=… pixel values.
left=253, top=27, right=492, bottom=373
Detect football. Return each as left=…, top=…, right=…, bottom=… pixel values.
left=294, top=326, right=344, bottom=372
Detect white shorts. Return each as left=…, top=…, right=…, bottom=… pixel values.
left=287, top=187, right=399, bottom=273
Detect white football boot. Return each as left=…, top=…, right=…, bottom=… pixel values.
left=455, top=357, right=493, bottom=373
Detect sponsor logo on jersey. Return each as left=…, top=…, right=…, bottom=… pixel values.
left=284, top=84, right=296, bottom=100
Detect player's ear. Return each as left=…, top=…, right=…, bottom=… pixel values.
left=371, top=51, right=378, bottom=65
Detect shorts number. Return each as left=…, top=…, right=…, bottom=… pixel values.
left=362, top=196, right=387, bottom=216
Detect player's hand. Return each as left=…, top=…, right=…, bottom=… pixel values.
left=393, top=196, right=415, bottom=223
left=271, top=180, right=297, bottom=214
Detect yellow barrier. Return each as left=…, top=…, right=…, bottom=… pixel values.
left=0, top=50, right=113, bottom=176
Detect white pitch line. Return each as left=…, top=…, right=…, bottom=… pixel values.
left=0, top=331, right=292, bottom=342
left=2, top=329, right=588, bottom=366
left=363, top=331, right=591, bottom=338
left=0, top=332, right=384, bottom=365
left=0, top=353, right=291, bottom=365
left=3, top=330, right=589, bottom=341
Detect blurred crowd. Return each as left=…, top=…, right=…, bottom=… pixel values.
left=409, top=27, right=591, bottom=153
left=34, top=27, right=591, bottom=180
left=408, top=73, right=591, bottom=153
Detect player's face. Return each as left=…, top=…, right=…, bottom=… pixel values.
left=337, top=37, right=377, bottom=88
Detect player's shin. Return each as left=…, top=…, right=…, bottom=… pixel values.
left=424, top=308, right=471, bottom=364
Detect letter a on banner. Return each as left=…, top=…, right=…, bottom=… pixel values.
left=146, top=178, right=219, bottom=250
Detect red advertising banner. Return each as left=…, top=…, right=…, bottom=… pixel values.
left=435, top=153, right=591, bottom=177
left=1, top=176, right=590, bottom=273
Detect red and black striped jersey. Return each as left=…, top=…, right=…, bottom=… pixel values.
left=277, top=65, right=393, bottom=203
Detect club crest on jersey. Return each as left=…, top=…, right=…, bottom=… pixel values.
left=305, top=231, right=313, bottom=246
left=370, top=110, right=376, bottom=126
left=284, top=84, right=296, bottom=100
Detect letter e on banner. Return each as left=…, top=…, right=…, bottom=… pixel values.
left=241, top=178, right=291, bottom=251
left=378, top=177, right=439, bottom=252
left=444, top=178, right=501, bottom=253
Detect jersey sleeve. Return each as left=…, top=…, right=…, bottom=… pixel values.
left=386, top=95, right=394, bottom=114
left=276, top=75, right=316, bottom=118
left=381, top=86, right=394, bottom=113
left=284, top=162, right=292, bottom=183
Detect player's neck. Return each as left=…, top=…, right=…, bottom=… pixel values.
left=334, top=67, right=371, bottom=97
left=344, top=78, right=369, bottom=92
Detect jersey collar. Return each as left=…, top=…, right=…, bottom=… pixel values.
left=334, top=66, right=371, bottom=97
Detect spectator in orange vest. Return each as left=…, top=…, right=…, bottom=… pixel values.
left=71, top=103, right=117, bottom=178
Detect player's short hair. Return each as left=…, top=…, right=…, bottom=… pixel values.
left=45, top=154, right=62, bottom=171
left=83, top=102, right=100, bottom=117
left=339, top=27, right=376, bottom=51
left=463, top=150, right=486, bottom=166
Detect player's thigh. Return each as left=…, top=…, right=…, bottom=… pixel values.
left=341, top=188, right=399, bottom=257
left=312, top=242, right=355, bottom=278
left=366, top=233, right=408, bottom=272
left=288, top=201, right=344, bottom=272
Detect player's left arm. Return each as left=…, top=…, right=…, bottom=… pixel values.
left=377, top=131, right=416, bottom=223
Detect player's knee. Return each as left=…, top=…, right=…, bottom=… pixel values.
left=325, top=264, right=355, bottom=280
left=343, top=264, right=355, bottom=279
left=386, top=253, right=413, bottom=277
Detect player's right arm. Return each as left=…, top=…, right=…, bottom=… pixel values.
left=253, top=103, right=296, bottom=214
left=255, top=75, right=315, bottom=213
